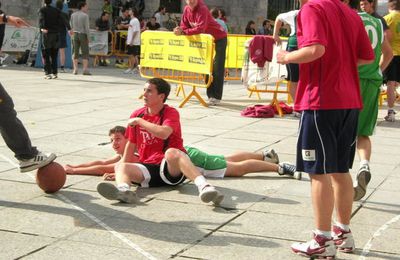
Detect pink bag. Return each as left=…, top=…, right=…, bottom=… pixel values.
left=241, top=104, right=275, bottom=118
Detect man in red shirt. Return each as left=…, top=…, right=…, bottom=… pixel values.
left=173, top=0, right=227, bottom=106
left=97, top=78, right=224, bottom=205
left=277, top=0, right=374, bottom=258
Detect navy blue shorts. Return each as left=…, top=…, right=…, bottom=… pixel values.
left=296, top=109, right=359, bottom=174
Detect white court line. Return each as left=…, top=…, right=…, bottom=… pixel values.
left=360, top=214, right=400, bottom=259
left=0, top=153, right=158, bottom=260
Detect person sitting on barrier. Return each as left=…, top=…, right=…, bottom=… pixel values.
left=145, top=16, right=160, bottom=31
left=174, top=0, right=228, bottom=106
left=114, top=7, right=130, bottom=66
left=273, top=8, right=300, bottom=116
left=95, top=11, right=111, bottom=66
left=124, top=8, right=140, bottom=75
left=96, top=78, right=225, bottom=205
left=65, top=126, right=301, bottom=181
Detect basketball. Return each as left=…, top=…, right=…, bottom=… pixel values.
left=36, top=162, right=66, bottom=193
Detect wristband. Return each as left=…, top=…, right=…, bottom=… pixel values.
left=2, top=14, right=7, bottom=24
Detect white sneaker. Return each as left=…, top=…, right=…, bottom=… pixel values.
left=97, top=182, right=137, bottom=203
left=208, top=97, right=221, bottom=106
left=291, top=232, right=336, bottom=259
left=44, top=74, right=52, bottom=79
left=124, top=68, right=133, bottom=74
left=199, top=185, right=224, bottom=204
left=263, top=148, right=279, bottom=163
left=384, top=110, right=396, bottom=122
left=19, top=152, right=57, bottom=172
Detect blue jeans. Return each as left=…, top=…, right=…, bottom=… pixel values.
left=0, top=83, right=38, bottom=160
left=207, top=37, right=227, bottom=100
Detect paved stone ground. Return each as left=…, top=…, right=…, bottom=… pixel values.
left=0, top=65, right=399, bottom=260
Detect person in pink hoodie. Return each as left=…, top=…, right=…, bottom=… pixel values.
left=173, top=0, right=227, bottom=106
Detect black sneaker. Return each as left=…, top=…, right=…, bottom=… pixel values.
left=278, top=163, right=301, bottom=180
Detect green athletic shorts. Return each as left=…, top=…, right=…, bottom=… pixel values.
left=185, top=146, right=227, bottom=177
left=358, top=78, right=381, bottom=136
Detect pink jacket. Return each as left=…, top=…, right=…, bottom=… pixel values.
left=249, top=35, right=274, bottom=67
left=180, top=0, right=227, bottom=41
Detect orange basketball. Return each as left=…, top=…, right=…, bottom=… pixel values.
left=36, top=162, right=66, bottom=193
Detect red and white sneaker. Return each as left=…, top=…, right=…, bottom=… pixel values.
left=291, top=232, right=336, bottom=259
left=332, top=225, right=355, bottom=253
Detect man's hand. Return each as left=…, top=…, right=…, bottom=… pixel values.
left=273, top=34, right=282, bottom=46
left=277, top=50, right=289, bottom=64
left=7, top=16, right=30, bottom=27
left=173, top=26, right=183, bottom=36
left=41, top=28, right=48, bottom=34
left=128, top=117, right=142, bottom=126
left=64, top=165, right=75, bottom=174
left=103, top=173, right=115, bottom=181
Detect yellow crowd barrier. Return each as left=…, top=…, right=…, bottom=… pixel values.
left=224, top=34, right=254, bottom=80
left=139, top=31, right=214, bottom=108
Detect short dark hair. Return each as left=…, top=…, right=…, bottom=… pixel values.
left=45, top=0, right=52, bottom=5
left=56, top=0, right=64, bottom=10
left=349, top=0, right=360, bottom=9
left=147, top=78, right=171, bottom=102
left=109, top=126, right=126, bottom=136
left=77, top=1, right=87, bottom=10
left=131, top=7, right=139, bottom=17
left=210, top=8, right=219, bottom=19
left=101, top=11, right=109, bottom=17
left=388, top=0, right=400, bottom=10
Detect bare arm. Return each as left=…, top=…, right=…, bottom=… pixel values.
left=0, top=14, right=30, bottom=27
left=65, top=164, right=116, bottom=176
left=272, top=19, right=283, bottom=46
left=277, top=44, right=326, bottom=65
left=121, top=141, right=138, bottom=163
left=380, top=36, right=393, bottom=71
left=128, top=117, right=173, bottom=140
left=66, top=154, right=121, bottom=168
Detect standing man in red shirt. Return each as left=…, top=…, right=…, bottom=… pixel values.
left=277, top=0, right=374, bottom=258
left=173, top=0, right=227, bottom=106
left=97, top=78, right=224, bottom=205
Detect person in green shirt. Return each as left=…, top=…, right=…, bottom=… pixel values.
left=353, top=9, right=393, bottom=201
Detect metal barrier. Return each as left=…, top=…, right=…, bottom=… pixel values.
left=242, top=36, right=292, bottom=116
left=139, top=31, right=214, bottom=108
left=224, top=34, right=254, bottom=81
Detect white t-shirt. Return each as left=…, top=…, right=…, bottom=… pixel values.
left=126, top=17, right=140, bottom=46
left=276, top=10, right=299, bottom=37
left=154, top=12, right=165, bottom=28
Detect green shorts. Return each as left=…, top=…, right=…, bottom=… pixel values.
left=358, top=78, right=381, bottom=136
left=72, top=33, right=89, bottom=59
left=185, top=146, right=227, bottom=178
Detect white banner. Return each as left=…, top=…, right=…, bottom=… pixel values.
left=89, top=30, right=109, bottom=55
left=2, top=26, right=39, bottom=52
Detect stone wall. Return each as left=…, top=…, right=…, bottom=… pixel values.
left=1, top=0, right=268, bottom=34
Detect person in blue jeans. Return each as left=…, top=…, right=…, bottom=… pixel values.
left=0, top=14, right=55, bottom=172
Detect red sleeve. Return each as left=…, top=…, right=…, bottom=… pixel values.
left=297, top=4, right=328, bottom=48
left=181, top=6, right=209, bottom=35
left=162, top=107, right=180, bottom=134
left=180, top=8, right=190, bottom=31
left=357, top=19, right=375, bottom=61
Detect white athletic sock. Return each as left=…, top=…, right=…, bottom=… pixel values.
left=335, top=222, right=350, bottom=232
left=315, top=229, right=332, bottom=239
left=194, top=175, right=208, bottom=191
left=117, top=183, right=130, bottom=192
left=360, top=160, right=369, bottom=167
